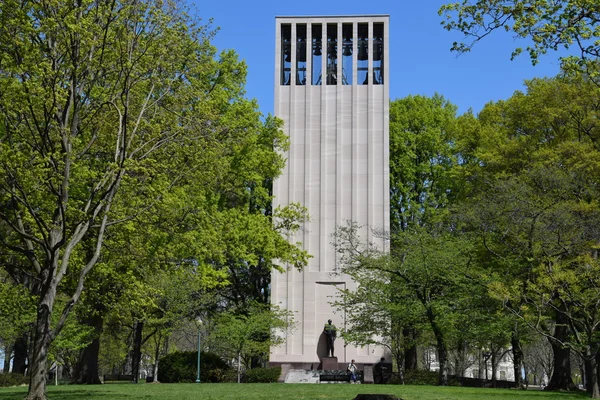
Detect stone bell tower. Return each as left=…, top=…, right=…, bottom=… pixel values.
left=271, top=15, right=390, bottom=372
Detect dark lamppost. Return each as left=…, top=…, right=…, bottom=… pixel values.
left=196, top=318, right=202, bottom=383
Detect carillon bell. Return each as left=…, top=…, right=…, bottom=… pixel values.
left=372, top=42, right=383, bottom=61
left=342, top=40, right=352, bottom=56
left=357, top=41, right=368, bottom=61
left=327, top=42, right=336, bottom=57
left=313, top=43, right=322, bottom=56
left=297, top=41, right=306, bottom=62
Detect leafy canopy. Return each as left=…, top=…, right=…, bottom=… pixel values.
left=440, top=0, right=600, bottom=77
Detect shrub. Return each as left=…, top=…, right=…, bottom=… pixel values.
left=387, top=370, right=437, bottom=385
left=403, top=369, right=439, bottom=385
left=0, top=373, right=28, bottom=387
left=388, top=370, right=460, bottom=386
left=206, top=367, right=235, bottom=383
left=244, top=367, right=281, bottom=383
left=221, top=368, right=239, bottom=382
left=158, top=351, right=230, bottom=383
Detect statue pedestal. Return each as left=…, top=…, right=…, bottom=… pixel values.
left=322, top=357, right=338, bottom=370
left=284, top=369, right=320, bottom=383
left=363, top=365, right=374, bottom=384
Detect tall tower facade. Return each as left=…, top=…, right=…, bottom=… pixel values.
left=271, top=15, right=390, bottom=368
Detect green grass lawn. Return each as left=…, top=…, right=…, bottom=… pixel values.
left=0, top=383, right=591, bottom=400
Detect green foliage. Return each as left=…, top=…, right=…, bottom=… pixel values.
left=0, top=373, right=28, bottom=388
left=455, top=72, right=600, bottom=393
left=389, top=94, right=460, bottom=232
left=0, top=0, right=307, bottom=395
left=467, top=74, right=600, bottom=309
left=0, top=3, right=254, bottom=393
left=0, top=278, right=35, bottom=346
left=243, top=367, right=281, bottom=383
left=210, top=303, right=294, bottom=369
left=439, top=0, right=600, bottom=78
left=98, top=329, right=128, bottom=378
left=157, top=351, right=230, bottom=383
left=335, top=95, right=496, bottom=386
left=334, top=221, right=479, bottom=386
left=48, top=299, right=95, bottom=373
left=389, top=369, right=460, bottom=386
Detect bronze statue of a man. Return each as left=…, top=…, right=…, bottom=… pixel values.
left=323, top=319, right=337, bottom=357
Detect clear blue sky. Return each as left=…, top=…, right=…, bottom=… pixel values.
left=193, top=1, right=568, bottom=116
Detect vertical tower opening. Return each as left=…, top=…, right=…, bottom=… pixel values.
left=326, top=23, right=337, bottom=85
left=311, top=24, right=322, bottom=85
left=373, top=23, right=384, bottom=85
left=357, top=23, right=368, bottom=85
left=296, top=24, right=307, bottom=85
left=341, top=24, right=353, bottom=85
left=281, top=24, right=291, bottom=85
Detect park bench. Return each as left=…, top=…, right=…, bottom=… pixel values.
left=103, top=374, right=133, bottom=383
left=319, top=370, right=362, bottom=383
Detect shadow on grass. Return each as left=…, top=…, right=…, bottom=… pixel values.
left=0, top=389, right=133, bottom=400
left=0, top=390, right=23, bottom=400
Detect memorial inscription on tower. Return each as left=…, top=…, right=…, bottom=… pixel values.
left=270, top=15, right=390, bottom=369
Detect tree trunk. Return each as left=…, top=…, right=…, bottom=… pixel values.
left=491, top=350, right=497, bottom=388
left=546, top=342, right=576, bottom=390
left=26, top=299, right=54, bottom=400
left=237, top=352, right=241, bottom=384
left=131, top=321, right=144, bottom=383
left=152, top=335, right=161, bottom=383
left=3, top=343, right=13, bottom=373
left=391, top=343, right=405, bottom=384
left=585, top=357, right=600, bottom=398
left=426, top=307, right=447, bottom=386
left=478, top=350, right=484, bottom=379
left=396, top=363, right=405, bottom=385
left=436, top=340, right=448, bottom=386
left=455, top=339, right=467, bottom=377
left=71, top=314, right=103, bottom=384
left=511, top=330, right=524, bottom=389
left=403, top=327, right=418, bottom=371
left=546, top=315, right=577, bottom=391
left=13, top=333, right=28, bottom=374
left=152, top=358, right=159, bottom=383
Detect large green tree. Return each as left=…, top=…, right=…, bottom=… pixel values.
left=211, top=302, right=293, bottom=381
left=462, top=73, right=600, bottom=396
left=0, top=0, right=292, bottom=398
left=65, top=111, right=308, bottom=384
left=335, top=222, right=477, bottom=386
left=388, top=94, right=462, bottom=373
left=335, top=95, right=498, bottom=386
left=389, top=94, right=460, bottom=233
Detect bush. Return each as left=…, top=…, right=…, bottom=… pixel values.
left=388, top=370, right=460, bottom=386
left=244, top=367, right=281, bottom=383
left=221, top=368, right=239, bottom=382
left=403, top=369, right=439, bottom=385
left=206, top=367, right=236, bottom=383
left=0, top=373, right=28, bottom=387
left=158, top=351, right=230, bottom=383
